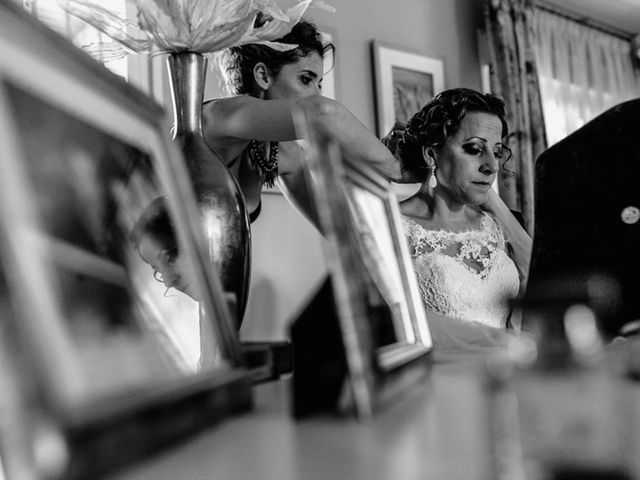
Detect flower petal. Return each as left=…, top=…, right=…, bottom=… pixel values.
left=309, top=0, right=336, bottom=13
left=57, top=0, right=153, bottom=53
left=61, top=0, right=335, bottom=55
left=82, top=41, right=130, bottom=61
left=252, top=0, right=289, bottom=22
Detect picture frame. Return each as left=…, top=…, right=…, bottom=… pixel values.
left=0, top=2, right=251, bottom=479
left=291, top=111, right=432, bottom=420
left=371, top=40, right=445, bottom=138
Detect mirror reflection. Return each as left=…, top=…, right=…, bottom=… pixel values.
left=346, top=184, right=412, bottom=346
left=6, top=82, right=222, bottom=402
left=131, top=197, right=202, bottom=302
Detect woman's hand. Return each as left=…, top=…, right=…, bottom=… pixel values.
left=481, top=189, right=533, bottom=289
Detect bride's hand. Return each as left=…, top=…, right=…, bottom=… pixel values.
left=479, top=188, right=503, bottom=214
left=480, top=189, right=533, bottom=289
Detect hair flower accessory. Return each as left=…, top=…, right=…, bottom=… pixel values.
left=57, top=0, right=335, bottom=61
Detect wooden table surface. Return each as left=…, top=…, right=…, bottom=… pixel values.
left=105, top=338, right=640, bottom=480
left=106, top=365, right=493, bottom=480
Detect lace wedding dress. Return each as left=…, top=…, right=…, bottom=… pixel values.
left=402, top=212, right=520, bottom=328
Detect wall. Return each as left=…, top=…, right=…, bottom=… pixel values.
left=304, top=0, right=484, bottom=129
left=199, top=0, right=487, bottom=340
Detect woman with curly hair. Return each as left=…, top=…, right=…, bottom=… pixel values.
left=383, top=88, right=532, bottom=331
left=203, top=19, right=402, bottom=225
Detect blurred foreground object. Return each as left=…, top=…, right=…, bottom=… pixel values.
left=290, top=113, right=432, bottom=420
left=527, top=99, right=640, bottom=338
left=484, top=278, right=640, bottom=479
left=0, top=3, right=251, bottom=478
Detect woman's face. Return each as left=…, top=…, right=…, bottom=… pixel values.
left=432, top=111, right=508, bottom=206
left=265, top=51, right=324, bottom=99
left=137, top=235, right=200, bottom=300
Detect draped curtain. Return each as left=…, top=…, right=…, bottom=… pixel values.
left=534, top=9, right=640, bottom=146
left=483, top=0, right=547, bottom=234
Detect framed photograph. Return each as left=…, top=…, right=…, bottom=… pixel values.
left=0, top=2, right=251, bottom=479
left=371, top=40, right=445, bottom=137
left=292, top=111, right=432, bottom=420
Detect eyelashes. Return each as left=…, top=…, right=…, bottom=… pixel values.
left=463, top=144, right=483, bottom=155
left=462, top=143, right=512, bottom=161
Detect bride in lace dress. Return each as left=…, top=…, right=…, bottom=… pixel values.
left=383, top=88, right=532, bottom=331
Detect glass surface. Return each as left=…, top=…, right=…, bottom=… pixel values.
left=346, top=184, right=412, bottom=346
left=25, top=0, right=128, bottom=78
left=6, top=83, right=223, bottom=401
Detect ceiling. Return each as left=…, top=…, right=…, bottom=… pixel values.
left=542, top=0, right=640, bottom=37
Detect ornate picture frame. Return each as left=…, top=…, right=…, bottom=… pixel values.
left=292, top=111, right=433, bottom=419
left=0, top=2, right=251, bottom=479
left=371, top=40, right=445, bottom=138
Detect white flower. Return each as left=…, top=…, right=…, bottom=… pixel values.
left=57, top=0, right=334, bottom=58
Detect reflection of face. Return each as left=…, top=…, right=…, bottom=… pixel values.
left=137, top=235, right=200, bottom=300
left=432, top=111, right=505, bottom=206
left=265, top=51, right=324, bottom=99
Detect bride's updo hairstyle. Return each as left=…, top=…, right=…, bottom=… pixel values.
left=218, top=18, right=334, bottom=96
left=382, top=88, right=509, bottom=181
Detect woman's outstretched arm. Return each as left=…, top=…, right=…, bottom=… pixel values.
left=203, top=94, right=404, bottom=181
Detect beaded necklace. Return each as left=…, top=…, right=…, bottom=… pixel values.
left=249, top=140, right=279, bottom=188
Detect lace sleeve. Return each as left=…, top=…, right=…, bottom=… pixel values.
left=482, top=212, right=508, bottom=251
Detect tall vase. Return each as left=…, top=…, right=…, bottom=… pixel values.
left=166, top=52, right=251, bottom=328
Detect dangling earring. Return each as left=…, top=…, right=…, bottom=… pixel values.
left=428, top=164, right=438, bottom=188
left=422, top=146, right=438, bottom=188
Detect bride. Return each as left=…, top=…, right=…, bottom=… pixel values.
left=383, top=88, right=531, bottom=332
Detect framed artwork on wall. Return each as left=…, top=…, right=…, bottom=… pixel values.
left=0, top=2, right=251, bottom=479
left=371, top=40, right=445, bottom=138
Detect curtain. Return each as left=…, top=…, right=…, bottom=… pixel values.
left=483, top=0, right=547, bottom=234
left=534, top=9, right=640, bottom=146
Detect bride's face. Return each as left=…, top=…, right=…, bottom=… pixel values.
left=137, top=235, right=200, bottom=300
left=433, top=111, right=508, bottom=205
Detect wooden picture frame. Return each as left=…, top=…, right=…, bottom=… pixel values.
left=0, top=2, right=251, bottom=479
left=292, top=111, right=433, bottom=420
left=371, top=40, right=445, bottom=138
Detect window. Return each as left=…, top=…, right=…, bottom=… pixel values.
left=534, top=8, right=639, bottom=145
left=24, top=0, right=127, bottom=78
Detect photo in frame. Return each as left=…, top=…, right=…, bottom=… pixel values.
left=0, top=2, right=251, bottom=479
left=290, top=111, right=432, bottom=420
left=371, top=40, right=445, bottom=138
